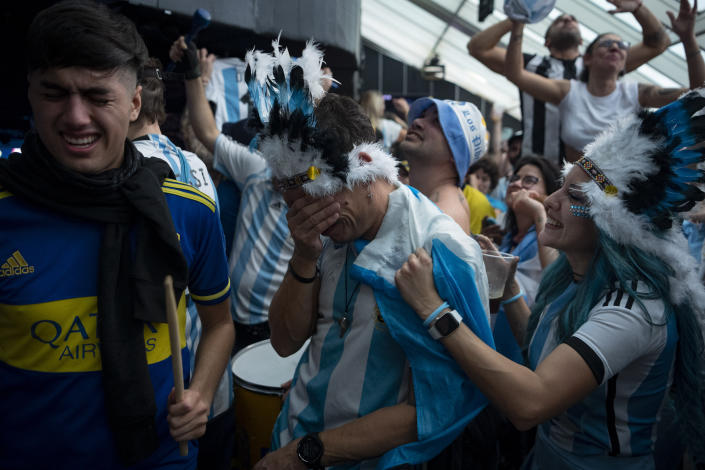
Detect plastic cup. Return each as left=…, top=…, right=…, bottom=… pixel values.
left=482, top=250, right=515, bottom=299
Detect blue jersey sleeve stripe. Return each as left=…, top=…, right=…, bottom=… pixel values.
left=190, top=279, right=231, bottom=302
left=162, top=187, right=216, bottom=213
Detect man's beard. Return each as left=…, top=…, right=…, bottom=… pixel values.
left=548, top=29, right=581, bottom=51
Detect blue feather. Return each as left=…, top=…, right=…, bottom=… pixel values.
left=673, top=167, right=703, bottom=183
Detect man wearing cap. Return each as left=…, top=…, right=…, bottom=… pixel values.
left=400, top=98, right=488, bottom=234
left=245, top=41, right=493, bottom=470
left=468, top=2, right=669, bottom=165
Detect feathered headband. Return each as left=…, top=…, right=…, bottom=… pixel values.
left=245, top=37, right=398, bottom=196
left=568, top=89, right=705, bottom=305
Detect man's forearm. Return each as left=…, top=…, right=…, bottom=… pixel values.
left=268, top=254, right=320, bottom=357
left=185, top=78, right=220, bottom=154
left=468, top=19, right=512, bottom=74
left=190, top=300, right=235, bottom=406
left=320, top=403, right=417, bottom=466
left=504, top=22, right=525, bottom=84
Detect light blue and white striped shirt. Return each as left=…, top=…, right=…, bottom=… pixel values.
left=214, top=134, right=294, bottom=325
left=528, top=282, right=676, bottom=469
left=133, top=134, right=218, bottom=204
left=272, top=184, right=492, bottom=469
left=272, top=239, right=411, bottom=470
left=205, top=58, right=249, bottom=130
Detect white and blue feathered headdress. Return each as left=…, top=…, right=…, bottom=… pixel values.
left=245, top=37, right=398, bottom=197
left=570, top=88, right=705, bottom=306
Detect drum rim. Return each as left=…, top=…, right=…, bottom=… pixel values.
left=233, top=376, right=284, bottom=396
left=232, top=339, right=288, bottom=395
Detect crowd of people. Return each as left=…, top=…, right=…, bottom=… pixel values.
left=1, top=0, right=705, bottom=469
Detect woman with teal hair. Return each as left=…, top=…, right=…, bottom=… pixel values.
left=394, top=89, right=705, bottom=468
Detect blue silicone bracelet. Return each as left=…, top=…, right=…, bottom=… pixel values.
left=500, top=290, right=524, bottom=306
left=423, top=301, right=449, bottom=327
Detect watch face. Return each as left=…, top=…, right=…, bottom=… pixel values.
left=298, top=434, right=323, bottom=464
left=435, top=312, right=459, bottom=336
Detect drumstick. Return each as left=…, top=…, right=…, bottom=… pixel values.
left=164, top=275, right=189, bottom=457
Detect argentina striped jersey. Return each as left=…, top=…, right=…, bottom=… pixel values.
left=205, top=58, right=249, bottom=130
left=528, top=282, right=676, bottom=469
left=214, top=134, right=294, bottom=325
left=272, top=239, right=411, bottom=470
left=132, top=134, right=218, bottom=204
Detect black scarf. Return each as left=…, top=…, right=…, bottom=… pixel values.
left=0, top=132, right=189, bottom=465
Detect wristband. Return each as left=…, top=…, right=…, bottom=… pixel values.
left=288, top=261, right=319, bottom=283
left=174, top=41, right=201, bottom=80
left=423, top=301, right=449, bottom=327
left=500, top=289, right=524, bottom=306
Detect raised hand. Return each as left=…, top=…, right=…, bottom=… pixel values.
left=395, top=248, right=444, bottom=321
left=667, top=0, right=697, bottom=40
left=284, top=190, right=340, bottom=262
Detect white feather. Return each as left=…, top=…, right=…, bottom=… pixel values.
left=299, top=39, right=326, bottom=101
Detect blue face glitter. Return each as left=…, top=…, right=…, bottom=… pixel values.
left=569, top=204, right=591, bottom=218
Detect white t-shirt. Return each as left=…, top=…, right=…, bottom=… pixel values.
left=559, top=80, right=641, bottom=153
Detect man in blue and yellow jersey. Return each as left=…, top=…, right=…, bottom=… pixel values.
left=0, top=1, right=233, bottom=469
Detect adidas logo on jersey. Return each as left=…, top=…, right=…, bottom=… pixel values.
left=1, top=250, right=35, bottom=278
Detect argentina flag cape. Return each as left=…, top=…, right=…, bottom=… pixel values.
left=351, top=183, right=494, bottom=468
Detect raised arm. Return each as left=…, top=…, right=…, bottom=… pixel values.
left=467, top=18, right=512, bottom=74
left=268, top=193, right=341, bottom=357
left=169, top=37, right=220, bottom=153
left=639, top=0, right=704, bottom=108
left=394, top=248, right=597, bottom=431
left=487, top=105, right=507, bottom=171
left=505, top=21, right=569, bottom=106
left=606, top=0, right=670, bottom=72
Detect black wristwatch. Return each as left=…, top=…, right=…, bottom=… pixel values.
left=297, top=432, right=324, bottom=469
left=428, top=309, right=462, bottom=340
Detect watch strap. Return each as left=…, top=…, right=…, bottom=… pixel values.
left=428, top=309, right=462, bottom=340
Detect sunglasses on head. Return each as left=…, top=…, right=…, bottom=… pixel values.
left=509, top=174, right=540, bottom=188
left=596, top=39, right=629, bottom=50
